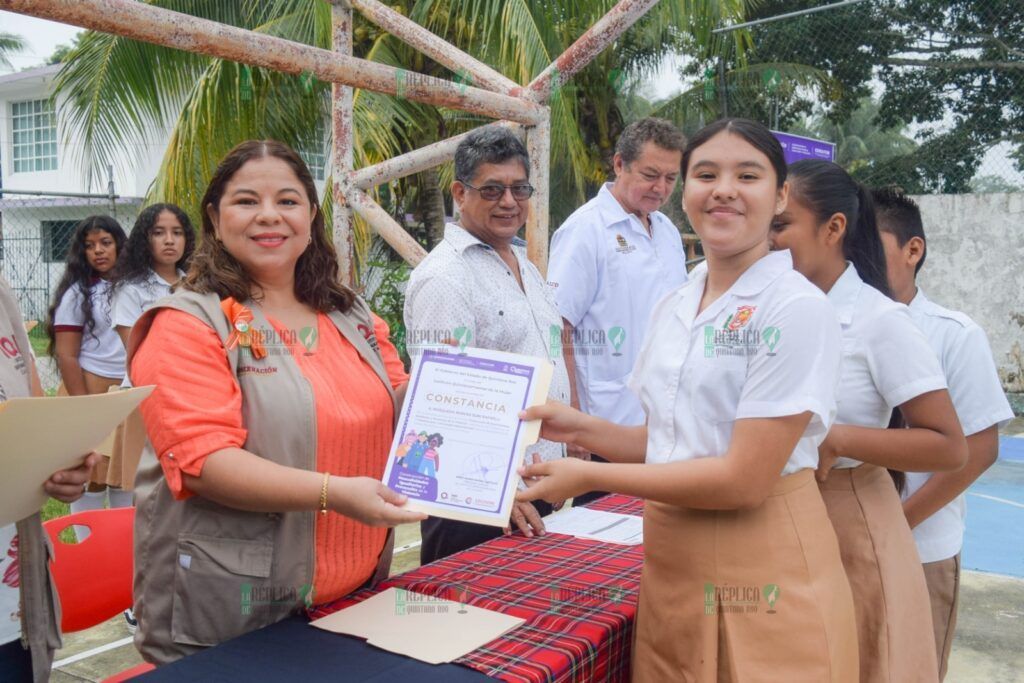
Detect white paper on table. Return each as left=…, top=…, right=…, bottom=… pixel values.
left=543, top=506, right=643, bottom=545
left=309, top=587, right=525, bottom=664
left=382, top=346, right=552, bottom=528
left=0, top=386, right=154, bottom=526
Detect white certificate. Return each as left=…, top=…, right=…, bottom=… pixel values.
left=383, top=347, right=552, bottom=527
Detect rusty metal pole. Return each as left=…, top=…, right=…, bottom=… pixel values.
left=524, top=110, right=551, bottom=275
left=0, top=0, right=543, bottom=124
left=331, top=1, right=356, bottom=286
left=351, top=122, right=513, bottom=190
left=346, top=189, right=428, bottom=266
left=522, top=0, right=660, bottom=102
left=350, top=0, right=519, bottom=94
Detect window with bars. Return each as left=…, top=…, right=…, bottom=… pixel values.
left=11, top=99, right=58, bottom=173
left=41, top=220, right=78, bottom=263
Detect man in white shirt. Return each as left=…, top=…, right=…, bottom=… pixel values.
left=875, top=186, right=1014, bottom=680
left=405, top=127, right=572, bottom=563
left=547, top=117, right=688, bottom=503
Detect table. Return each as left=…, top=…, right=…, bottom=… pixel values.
left=139, top=494, right=645, bottom=683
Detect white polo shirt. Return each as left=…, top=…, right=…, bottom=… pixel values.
left=828, top=264, right=948, bottom=469
left=548, top=183, right=687, bottom=426
left=903, top=289, right=1014, bottom=563
left=111, top=269, right=183, bottom=330
left=52, top=280, right=125, bottom=380
left=629, top=250, right=841, bottom=475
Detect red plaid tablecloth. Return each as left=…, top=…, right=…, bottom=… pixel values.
left=310, top=495, right=645, bottom=683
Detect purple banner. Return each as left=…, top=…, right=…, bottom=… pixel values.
left=772, top=130, right=836, bottom=165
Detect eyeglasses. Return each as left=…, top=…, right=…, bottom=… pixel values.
left=459, top=180, right=535, bottom=201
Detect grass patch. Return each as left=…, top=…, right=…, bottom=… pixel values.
left=42, top=498, right=77, bottom=545
left=28, top=324, right=49, bottom=358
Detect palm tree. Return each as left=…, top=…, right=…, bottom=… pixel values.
left=53, top=1, right=752, bottom=267
left=0, top=31, right=26, bottom=71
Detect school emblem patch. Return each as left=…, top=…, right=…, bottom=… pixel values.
left=723, top=305, right=756, bottom=331
left=615, top=233, right=636, bottom=254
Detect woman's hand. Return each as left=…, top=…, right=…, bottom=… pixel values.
left=44, top=452, right=104, bottom=503
left=816, top=425, right=847, bottom=482
left=503, top=501, right=546, bottom=538
left=516, top=457, right=594, bottom=504
left=520, top=401, right=590, bottom=445
left=330, top=476, right=428, bottom=527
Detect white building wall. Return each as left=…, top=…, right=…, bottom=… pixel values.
left=914, top=192, right=1024, bottom=394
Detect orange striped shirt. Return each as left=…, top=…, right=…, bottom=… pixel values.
left=133, top=307, right=408, bottom=604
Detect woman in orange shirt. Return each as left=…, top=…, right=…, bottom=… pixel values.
left=128, top=140, right=425, bottom=665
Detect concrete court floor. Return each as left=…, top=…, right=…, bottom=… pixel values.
left=50, top=427, right=1024, bottom=682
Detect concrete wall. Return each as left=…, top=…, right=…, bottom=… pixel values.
left=914, top=192, right=1024, bottom=393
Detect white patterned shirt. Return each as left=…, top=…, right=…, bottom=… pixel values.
left=404, top=223, right=570, bottom=463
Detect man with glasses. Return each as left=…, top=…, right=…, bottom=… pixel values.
left=547, top=117, right=689, bottom=505
left=404, top=126, right=572, bottom=563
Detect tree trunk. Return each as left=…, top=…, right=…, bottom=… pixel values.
left=420, top=166, right=447, bottom=249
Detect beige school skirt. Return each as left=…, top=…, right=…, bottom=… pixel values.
left=819, top=464, right=938, bottom=683
left=633, top=469, right=858, bottom=682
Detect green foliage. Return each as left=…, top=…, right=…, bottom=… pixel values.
left=363, top=254, right=411, bottom=367
left=695, top=0, right=1024, bottom=193
left=0, top=31, right=26, bottom=70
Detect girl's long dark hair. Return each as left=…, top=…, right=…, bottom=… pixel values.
left=787, top=160, right=892, bottom=297
left=112, top=203, right=196, bottom=288
left=46, top=215, right=127, bottom=354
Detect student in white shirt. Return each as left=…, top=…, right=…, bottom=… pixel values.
left=46, top=216, right=128, bottom=522
left=547, top=117, right=689, bottom=504
left=770, top=159, right=968, bottom=683
left=105, top=203, right=195, bottom=504
left=111, top=203, right=194, bottom=347
left=519, top=118, right=858, bottom=681
left=874, top=186, right=1013, bottom=680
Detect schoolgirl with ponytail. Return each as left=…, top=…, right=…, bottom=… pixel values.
left=770, top=159, right=967, bottom=682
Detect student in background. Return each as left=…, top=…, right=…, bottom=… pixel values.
left=519, top=119, right=858, bottom=681
left=770, top=160, right=967, bottom=682
left=46, top=216, right=129, bottom=519
left=874, top=186, right=1013, bottom=680
left=111, top=203, right=195, bottom=347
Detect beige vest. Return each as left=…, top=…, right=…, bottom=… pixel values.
left=128, top=290, right=397, bottom=665
left=0, top=276, right=61, bottom=683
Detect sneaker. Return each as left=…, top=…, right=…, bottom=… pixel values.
left=124, top=609, right=138, bottom=634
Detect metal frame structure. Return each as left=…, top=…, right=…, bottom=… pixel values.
left=1, top=0, right=661, bottom=282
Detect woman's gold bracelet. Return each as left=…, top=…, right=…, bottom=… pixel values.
left=319, top=471, right=330, bottom=516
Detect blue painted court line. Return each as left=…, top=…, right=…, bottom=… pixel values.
left=998, top=435, right=1024, bottom=463
left=962, top=460, right=1024, bottom=578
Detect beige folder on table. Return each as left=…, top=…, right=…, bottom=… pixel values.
left=0, top=386, right=154, bottom=526
left=310, top=587, right=525, bottom=664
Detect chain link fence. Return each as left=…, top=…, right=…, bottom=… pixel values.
left=657, top=0, right=1023, bottom=195
left=0, top=188, right=140, bottom=390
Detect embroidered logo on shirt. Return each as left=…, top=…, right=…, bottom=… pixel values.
left=238, top=365, right=278, bottom=377
left=614, top=234, right=636, bottom=254
left=356, top=323, right=381, bottom=353
left=723, top=305, right=756, bottom=331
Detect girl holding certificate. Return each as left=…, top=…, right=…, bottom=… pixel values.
left=517, top=118, right=858, bottom=681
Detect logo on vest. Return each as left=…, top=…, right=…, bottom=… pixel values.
left=356, top=323, right=381, bottom=353
left=238, top=364, right=277, bottom=377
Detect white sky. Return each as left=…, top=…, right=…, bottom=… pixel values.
left=0, top=11, right=81, bottom=74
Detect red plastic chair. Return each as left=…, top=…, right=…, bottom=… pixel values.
left=43, top=508, right=135, bottom=633
left=43, top=508, right=156, bottom=680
